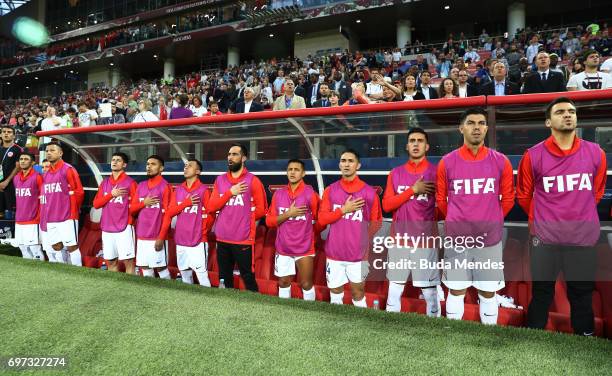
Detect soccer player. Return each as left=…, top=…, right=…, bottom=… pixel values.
left=38, top=158, right=56, bottom=262
left=383, top=128, right=440, bottom=316
left=41, top=142, right=85, bottom=266
left=93, top=152, right=138, bottom=274
left=517, top=97, right=606, bottom=336
left=165, top=159, right=214, bottom=287
left=436, top=108, right=514, bottom=325
left=318, top=149, right=382, bottom=307
left=130, top=155, right=172, bottom=279
left=13, top=152, right=44, bottom=261
left=208, top=144, right=268, bottom=292
left=265, top=159, right=320, bottom=300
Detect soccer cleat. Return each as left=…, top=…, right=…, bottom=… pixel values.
left=495, top=294, right=523, bottom=310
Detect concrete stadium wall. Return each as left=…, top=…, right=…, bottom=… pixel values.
left=293, top=30, right=349, bottom=60
left=87, top=67, right=110, bottom=89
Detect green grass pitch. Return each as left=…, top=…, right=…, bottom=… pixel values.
left=0, top=255, right=610, bottom=375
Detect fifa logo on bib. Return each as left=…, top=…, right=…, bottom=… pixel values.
left=542, top=173, right=592, bottom=193
left=397, top=185, right=428, bottom=201
left=178, top=201, right=199, bottom=214
left=16, top=188, right=32, bottom=197
left=109, top=196, right=125, bottom=204
left=227, top=194, right=245, bottom=206
left=139, top=197, right=160, bottom=209
left=44, top=182, right=63, bottom=194
left=279, top=206, right=306, bottom=221
left=452, top=178, right=495, bottom=194
left=332, top=204, right=363, bottom=221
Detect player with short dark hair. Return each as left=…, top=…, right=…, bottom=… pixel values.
left=41, top=142, right=84, bottom=266
left=13, top=152, right=44, bottom=260
left=266, top=159, right=320, bottom=300
left=164, top=158, right=214, bottom=287
left=208, top=144, right=268, bottom=291
left=130, top=155, right=172, bottom=279
left=318, top=149, right=382, bottom=307
left=383, top=128, right=440, bottom=316
left=93, top=152, right=138, bottom=274
left=517, top=97, right=607, bottom=336
left=436, top=109, right=515, bottom=325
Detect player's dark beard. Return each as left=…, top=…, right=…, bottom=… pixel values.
left=228, top=161, right=242, bottom=172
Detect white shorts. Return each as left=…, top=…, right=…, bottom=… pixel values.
left=39, top=228, right=53, bottom=253
left=102, top=225, right=136, bottom=261
left=176, top=242, right=208, bottom=271
left=15, top=224, right=40, bottom=246
left=46, top=219, right=79, bottom=247
left=387, top=247, right=440, bottom=287
left=136, top=239, right=168, bottom=268
left=442, top=241, right=505, bottom=292
left=274, top=253, right=314, bottom=278
left=326, top=259, right=366, bottom=289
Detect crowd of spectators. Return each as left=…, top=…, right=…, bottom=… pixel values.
left=1, top=22, right=611, bottom=149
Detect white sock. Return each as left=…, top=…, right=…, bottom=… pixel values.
left=422, top=287, right=441, bottom=317
left=386, top=282, right=404, bottom=312
left=142, top=268, right=155, bottom=277
left=279, top=286, right=291, bottom=299
left=446, top=293, right=465, bottom=320
left=54, top=250, right=66, bottom=263
left=69, top=249, right=82, bottom=267
left=29, top=245, right=44, bottom=261
left=302, top=287, right=315, bottom=301
left=195, top=271, right=211, bottom=287
left=479, top=294, right=499, bottom=325
left=352, top=297, right=367, bottom=308
left=157, top=268, right=171, bottom=279
left=19, top=245, right=33, bottom=259
left=181, top=270, right=194, bottom=284
left=330, top=291, right=344, bottom=304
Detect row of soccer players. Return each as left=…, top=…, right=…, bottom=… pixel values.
left=12, top=97, right=604, bottom=334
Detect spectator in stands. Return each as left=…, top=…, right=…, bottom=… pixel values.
left=479, top=29, right=489, bottom=47
left=436, top=53, right=452, bottom=78
left=153, top=95, right=171, bottom=120
left=522, top=52, right=567, bottom=93
left=491, top=42, right=506, bottom=59
left=328, top=91, right=341, bottom=107
left=0, top=126, right=21, bottom=219
left=414, top=54, right=429, bottom=72
left=213, top=83, right=232, bottom=113
left=475, top=58, right=495, bottom=87
left=64, top=107, right=78, bottom=127
left=40, top=106, right=66, bottom=136
left=189, top=96, right=207, bottom=117
left=365, top=69, right=384, bottom=100
left=401, top=74, right=425, bottom=101
left=169, top=94, right=193, bottom=119
left=132, top=99, right=159, bottom=122
left=526, top=35, right=543, bottom=65
left=13, top=115, right=30, bottom=147
left=506, top=44, right=522, bottom=69
left=233, top=87, right=264, bottom=113
left=463, top=45, right=480, bottom=63
left=261, top=76, right=274, bottom=104
left=449, top=67, right=459, bottom=82
left=312, top=83, right=332, bottom=107
left=344, top=82, right=370, bottom=106
left=273, top=79, right=306, bottom=110
left=457, top=69, right=478, bottom=97
left=480, top=62, right=519, bottom=96
left=77, top=102, right=98, bottom=127
left=330, top=71, right=351, bottom=104
left=305, top=74, right=321, bottom=108
left=549, top=53, right=569, bottom=82
left=207, top=101, right=222, bottom=115
left=392, top=48, right=402, bottom=63
left=562, top=31, right=581, bottom=57
left=273, top=69, right=285, bottom=97
left=418, top=71, right=439, bottom=100
left=597, top=30, right=611, bottom=57
left=601, top=56, right=612, bottom=73
left=567, top=50, right=612, bottom=91
left=100, top=102, right=126, bottom=125
left=438, top=78, right=459, bottom=99
left=0, top=111, right=6, bottom=125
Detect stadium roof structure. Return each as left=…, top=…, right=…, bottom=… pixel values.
left=0, top=0, right=29, bottom=16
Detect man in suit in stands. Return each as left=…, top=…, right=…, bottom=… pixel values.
left=273, top=79, right=306, bottom=110
left=417, top=71, right=439, bottom=100
left=305, top=74, right=322, bottom=108
left=231, top=87, right=264, bottom=114
left=457, top=69, right=479, bottom=97
left=522, top=52, right=567, bottom=94
left=480, top=62, right=520, bottom=96
left=312, top=83, right=333, bottom=108
left=330, top=71, right=351, bottom=105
